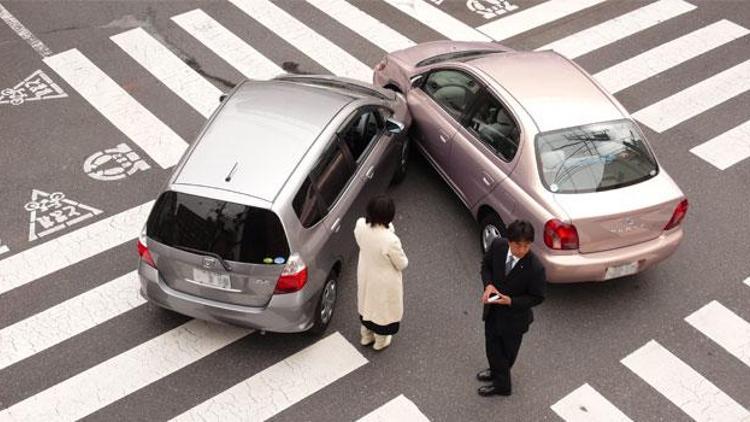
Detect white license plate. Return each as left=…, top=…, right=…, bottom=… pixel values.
left=604, top=262, right=639, bottom=280
left=192, top=269, right=231, bottom=289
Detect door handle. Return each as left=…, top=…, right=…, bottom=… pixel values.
left=331, top=217, right=341, bottom=233
left=365, top=166, right=375, bottom=180
left=439, top=135, right=448, bottom=144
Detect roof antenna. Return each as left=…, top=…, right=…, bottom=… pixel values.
left=225, top=162, right=239, bottom=182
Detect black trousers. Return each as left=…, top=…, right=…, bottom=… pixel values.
left=484, top=313, right=523, bottom=391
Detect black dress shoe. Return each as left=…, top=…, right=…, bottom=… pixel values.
left=478, top=385, right=511, bottom=397
left=476, top=369, right=493, bottom=382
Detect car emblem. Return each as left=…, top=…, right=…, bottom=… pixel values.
left=202, top=257, right=216, bottom=269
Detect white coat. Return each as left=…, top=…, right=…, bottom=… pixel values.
left=354, top=217, right=409, bottom=326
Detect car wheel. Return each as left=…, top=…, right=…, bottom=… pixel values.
left=479, top=212, right=506, bottom=253
left=390, top=136, right=410, bottom=186
left=309, top=270, right=338, bottom=335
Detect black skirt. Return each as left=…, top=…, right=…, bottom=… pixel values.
left=360, top=315, right=400, bottom=335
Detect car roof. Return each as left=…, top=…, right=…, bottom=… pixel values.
left=469, top=51, right=624, bottom=132
left=174, top=80, right=355, bottom=203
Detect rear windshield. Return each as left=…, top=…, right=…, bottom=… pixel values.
left=535, top=120, right=658, bottom=194
left=416, top=50, right=503, bottom=67
left=147, top=191, right=289, bottom=264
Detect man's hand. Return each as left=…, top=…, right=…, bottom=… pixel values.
left=497, top=294, right=511, bottom=306
left=482, top=284, right=499, bottom=304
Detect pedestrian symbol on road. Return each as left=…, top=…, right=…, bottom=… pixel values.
left=83, top=143, right=150, bottom=181
left=25, top=190, right=103, bottom=241
left=0, top=70, right=67, bottom=106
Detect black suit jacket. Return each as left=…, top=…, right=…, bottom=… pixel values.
left=481, top=237, right=546, bottom=334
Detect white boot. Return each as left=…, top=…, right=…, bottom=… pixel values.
left=373, top=334, right=392, bottom=351
left=360, top=325, right=375, bottom=346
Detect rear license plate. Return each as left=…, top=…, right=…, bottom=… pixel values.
left=192, top=269, right=231, bottom=289
left=605, top=262, right=639, bottom=280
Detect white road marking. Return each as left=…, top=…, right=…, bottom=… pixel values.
left=685, top=301, right=750, bottom=368
left=171, top=9, right=282, bottom=80
left=594, top=20, right=749, bottom=94
left=0, top=244, right=8, bottom=255
left=25, top=189, right=102, bottom=241
left=171, top=332, right=367, bottom=421
left=83, top=143, right=151, bottom=181
left=43, top=49, right=188, bottom=168
left=690, top=120, right=750, bottom=170
left=621, top=340, right=750, bottom=422
left=744, top=277, right=750, bottom=288
left=357, top=395, right=431, bottom=422
left=0, top=201, right=152, bottom=297
left=539, top=0, right=696, bottom=59
left=0, top=2, right=53, bottom=57
left=111, top=27, right=221, bottom=118
left=550, top=383, right=633, bottom=422
left=307, top=0, right=416, bottom=52
left=478, top=0, right=608, bottom=41
left=0, top=69, right=67, bottom=106
left=229, top=0, right=372, bottom=81
left=0, top=271, right=144, bottom=371
left=633, top=59, right=750, bottom=133
left=0, top=320, right=251, bottom=421
left=382, top=0, right=491, bottom=41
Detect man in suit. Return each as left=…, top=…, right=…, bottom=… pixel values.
left=477, top=219, right=546, bottom=396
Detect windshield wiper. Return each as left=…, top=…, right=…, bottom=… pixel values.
left=173, top=245, right=232, bottom=272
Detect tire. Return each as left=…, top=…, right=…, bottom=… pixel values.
left=479, top=212, right=506, bottom=254
left=309, top=270, right=338, bottom=335
left=390, top=136, right=410, bottom=186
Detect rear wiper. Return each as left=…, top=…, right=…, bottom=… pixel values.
left=173, top=245, right=232, bottom=272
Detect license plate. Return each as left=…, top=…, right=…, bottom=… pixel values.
left=605, top=262, right=639, bottom=280
left=192, top=269, right=231, bottom=289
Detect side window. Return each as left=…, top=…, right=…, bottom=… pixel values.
left=339, top=109, right=383, bottom=163
left=423, top=70, right=481, bottom=119
left=465, top=93, right=520, bottom=161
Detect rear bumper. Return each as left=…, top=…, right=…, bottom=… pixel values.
left=539, top=227, right=684, bottom=283
left=138, top=263, right=317, bottom=333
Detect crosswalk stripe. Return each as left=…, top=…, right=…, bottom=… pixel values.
left=0, top=271, right=144, bottom=371
left=477, top=0, right=608, bottom=41
left=381, top=0, right=490, bottom=42
left=111, top=27, right=222, bottom=119
left=228, top=0, right=372, bottom=82
left=621, top=340, right=750, bottom=422
left=594, top=20, right=749, bottom=94
left=171, top=9, right=282, bottom=80
left=171, top=332, right=367, bottom=421
left=633, top=59, right=750, bottom=133
left=0, top=245, right=8, bottom=255
left=685, top=300, right=750, bottom=368
left=357, top=395, right=430, bottom=422
left=744, top=277, right=750, bottom=288
left=0, top=320, right=251, bottom=421
left=307, top=0, right=416, bottom=53
left=690, top=120, right=750, bottom=170
left=550, top=383, right=633, bottom=422
left=43, top=49, right=188, bottom=169
left=0, top=201, right=152, bottom=297
left=539, top=0, right=696, bottom=59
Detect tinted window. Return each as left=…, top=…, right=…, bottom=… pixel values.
left=465, top=93, right=520, bottom=161
left=536, top=120, right=659, bottom=194
left=340, top=110, right=382, bottom=162
left=423, top=70, right=481, bottom=119
left=147, top=191, right=289, bottom=264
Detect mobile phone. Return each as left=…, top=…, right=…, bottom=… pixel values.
left=488, top=293, right=500, bottom=303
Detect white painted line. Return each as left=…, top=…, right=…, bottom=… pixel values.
left=0, top=2, right=53, bottom=57
left=111, top=27, right=221, bottom=119
left=0, top=245, right=8, bottom=255
left=690, top=120, right=750, bottom=170
left=685, top=301, right=750, bottom=368
left=0, top=271, right=144, bottom=371
left=172, top=9, right=282, bottom=81
left=0, top=320, right=251, bottom=421
left=307, top=0, right=416, bottom=52
left=551, top=383, right=633, bottom=422
left=43, top=49, right=187, bottom=168
left=744, top=277, right=750, bottom=288
left=595, top=20, right=749, bottom=94
left=171, top=332, right=367, bottom=421
left=358, top=395, right=431, bottom=422
left=382, top=0, right=490, bottom=42
left=633, top=59, right=750, bottom=133
left=229, top=0, right=372, bottom=82
left=621, top=340, right=750, bottom=422
left=539, top=0, right=696, bottom=59
left=478, top=0, right=608, bottom=41
left=0, top=201, right=152, bottom=297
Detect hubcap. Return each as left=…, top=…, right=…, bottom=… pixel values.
left=482, top=224, right=501, bottom=252
left=320, top=279, right=337, bottom=324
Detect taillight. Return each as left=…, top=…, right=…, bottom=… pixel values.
left=274, top=253, right=308, bottom=294
left=544, top=219, right=579, bottom=250
left=664, top=199, right=688, bottom=231
left=137, top=233, right=156, bottom=268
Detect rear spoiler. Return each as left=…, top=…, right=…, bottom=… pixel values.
left=273, top=74, right=396, bottom=101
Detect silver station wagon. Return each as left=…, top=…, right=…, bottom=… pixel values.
left=138, top=75, right=410, bottom=333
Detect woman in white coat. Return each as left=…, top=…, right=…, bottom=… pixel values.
left=354, top=195, right=409, bottom=351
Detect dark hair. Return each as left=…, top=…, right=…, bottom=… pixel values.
left=366, top=195, right=395, bottom=227
left=506, top=220, right=534, bottom=243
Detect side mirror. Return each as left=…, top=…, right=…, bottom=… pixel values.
left=410, top=74, right=424, bottom=88
left=219, top=94, right=227, bottom=102
left=385, top=118, right=405, bottom=135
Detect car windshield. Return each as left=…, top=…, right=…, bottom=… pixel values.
left=416, top=50, right=503, bottom=67
left=535, top=120, right=658, bottom=194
